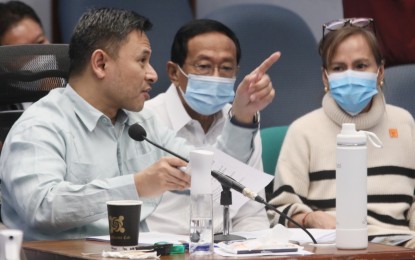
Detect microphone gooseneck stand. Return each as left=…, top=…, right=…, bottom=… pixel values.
left=213, top=186, right=246, bottom=243
left=128, top=123, right=318, bottom=244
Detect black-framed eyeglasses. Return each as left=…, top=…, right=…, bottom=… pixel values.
left=322, top=18, right=375, bottom=42
left=185, top=63, right=239, bottom=78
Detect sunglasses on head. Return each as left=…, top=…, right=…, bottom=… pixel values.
left=322, top=18, right=375, bottom=42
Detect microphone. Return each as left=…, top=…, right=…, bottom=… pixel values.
left=128, top=123, right=317, bottom=244
left=128, top=123, right=260, bottom=201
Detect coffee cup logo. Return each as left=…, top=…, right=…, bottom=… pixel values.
left=109, top=215, right=125, bottom=234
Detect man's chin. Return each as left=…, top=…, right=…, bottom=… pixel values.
left=130, top=107, right=144, bottom=113
left=124, top=104, right=144, bottom=112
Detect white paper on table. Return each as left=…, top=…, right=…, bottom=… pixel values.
left=201, top=147, right=274, bottom=212
left=370, top=235, right=414, bottom=246
left=214, top=246, right=312, bottom=257
left=232, top=228, right=336, bottom=245
left=287, top=228, right=335, bottom=245
left=101, top=250, right=158, bottom=259
left=215, top=225, right=308, bottom=256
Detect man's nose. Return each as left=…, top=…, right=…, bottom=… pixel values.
left=146, top=64, right=158, bottom=84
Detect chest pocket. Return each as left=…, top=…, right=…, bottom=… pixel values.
left=124, top=149, right=157, bottom=174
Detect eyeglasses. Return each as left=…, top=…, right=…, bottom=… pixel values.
left=322, top=18, right=375, bottom=42
left=185, top=63, right=238, bottom=78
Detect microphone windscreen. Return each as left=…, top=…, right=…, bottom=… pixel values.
left=128, top=123, right=147, bottom=142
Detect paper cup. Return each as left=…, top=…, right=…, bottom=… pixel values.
left=106, top=200, right=142, bottom=250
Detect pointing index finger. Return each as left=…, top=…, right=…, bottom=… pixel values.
left=255, top=51, right=281, bottom=76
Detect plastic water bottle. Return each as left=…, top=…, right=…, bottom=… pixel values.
left=189, top=150, right=214, bottom=256
left=336, top=123, right=368, bottom=249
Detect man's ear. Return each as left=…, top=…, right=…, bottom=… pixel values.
left=167, top=61, right=180, bottom=87
left=91, top=49, right=107, bottom=79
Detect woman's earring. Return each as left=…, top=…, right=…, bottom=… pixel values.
left=380, top=79, right=384, bottom=87
left=324, top=85, right=329, bottom=92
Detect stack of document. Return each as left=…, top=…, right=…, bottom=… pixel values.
left=215, top=240, right=308, bottom=257
left=213, top=226, right=335, bottom=257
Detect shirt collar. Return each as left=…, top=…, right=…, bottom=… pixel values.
left=65, top=84, right=129, bottom=131
left=164, top=84, right=227, bottom=133
left=165, top=84, right=193, bottom=132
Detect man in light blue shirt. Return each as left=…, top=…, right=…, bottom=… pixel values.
left=0, top=8, right=279, bottom=240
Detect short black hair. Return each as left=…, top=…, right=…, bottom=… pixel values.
left=0, top=1, right=43, bottom=45
left=170, top=19, right=241, bottom=66
left=69, top=7, right=152, bottom=77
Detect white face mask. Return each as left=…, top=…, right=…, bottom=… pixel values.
left=178, top=66, right=236, bottom=115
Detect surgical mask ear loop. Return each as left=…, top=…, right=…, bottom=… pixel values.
left=177, top=65, right=189, bottom=78
left=360, top=131, right=383, bottom=148
left=324, top=69, right=330, bottom=92
left=176, top=65, right=188, bottom=97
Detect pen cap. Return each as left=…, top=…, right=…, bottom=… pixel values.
left=190, top=150, right=214, bottom=195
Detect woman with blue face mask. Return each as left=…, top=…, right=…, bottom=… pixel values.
left=268, top=18, right=415, bottom=248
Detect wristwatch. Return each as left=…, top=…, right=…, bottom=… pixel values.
left=228, top=108, right=260, bottom=128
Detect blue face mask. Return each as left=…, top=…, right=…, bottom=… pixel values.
left=178, top=67, right=236, bottom=116
left=328, top=70, right=378, bottom=116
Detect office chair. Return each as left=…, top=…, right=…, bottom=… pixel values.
left=0, top=44, right=69, bottom=106
left=56, top=0, right=194, bottom=98
left=261, top=125, right=289, bottom=176
left=0, top=44, right=69, bottom=147
left=204, top=4, right=324, bottom=127
left=260, top=125, right=289, bottom=201
left=0, top=44, right=69, bottom=222
left=383, top=63, right=415, bottom=117
left=0, top=110, right=23, bottom=149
